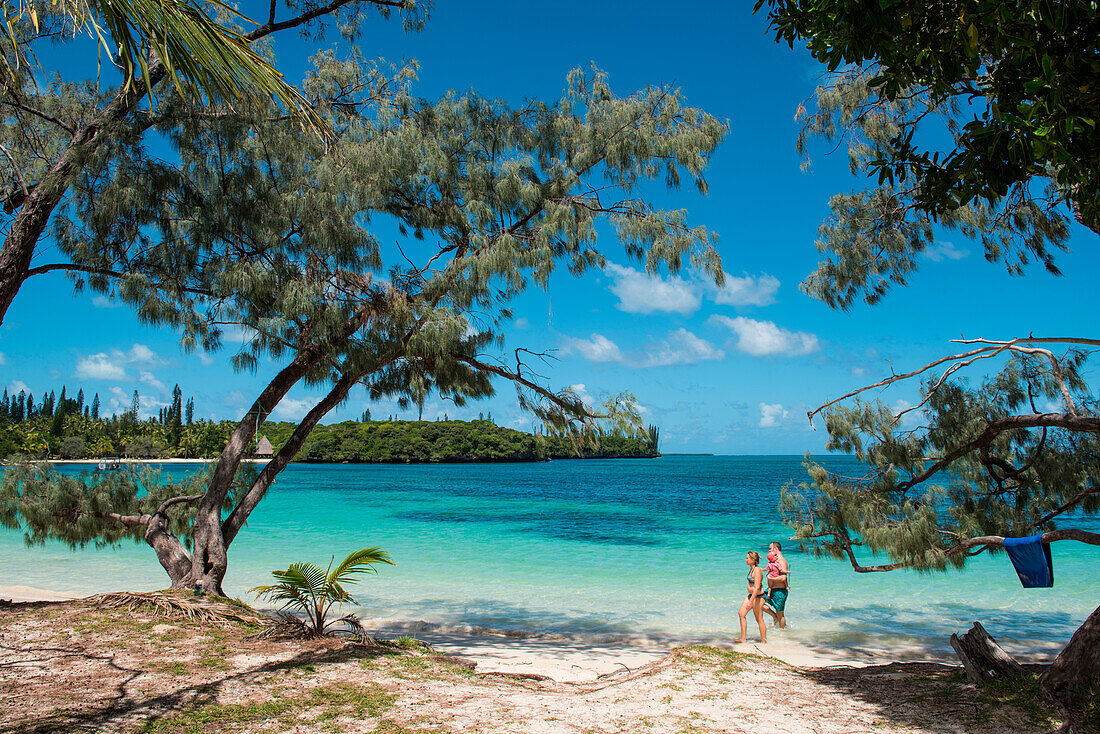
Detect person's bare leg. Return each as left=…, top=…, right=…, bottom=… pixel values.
left=734, top=597, right=750, bottom=643
left=777, top=610, right=786, bottom=630
left=763, top=604, right=778, bottom=628
left=753, top=597, right=767, bottom=643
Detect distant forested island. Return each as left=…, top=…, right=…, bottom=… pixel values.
left=262, top=419, right=659, bottom=463
left=0, top=383, right=658, bottom=462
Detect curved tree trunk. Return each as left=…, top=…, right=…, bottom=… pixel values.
left=1041, top=603, right=1100, bottom=728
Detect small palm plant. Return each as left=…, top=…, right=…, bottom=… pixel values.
left=251, top=547, right=394, bottom=636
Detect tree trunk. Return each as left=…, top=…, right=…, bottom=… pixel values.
left=949, top=621, right=1025, bottom=684
left=1042, top=603, right=1100, bottom=727
left=222, top=368, right=364, bottom=546
left=143, top=512, right=194, bottom=585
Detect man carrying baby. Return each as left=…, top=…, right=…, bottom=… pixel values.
left=763, top=541, right=789, bottom=629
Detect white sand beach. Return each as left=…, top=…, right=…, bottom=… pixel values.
left=0, top=584, right=1061, bottom=683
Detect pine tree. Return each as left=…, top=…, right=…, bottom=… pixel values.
left=759, top=3, right=1100, bottom=716
left=76, top=389, right=84, bottom=413
left=3, top=56, right=722, bottom=602
left=91, top=394, right=100, bottom=422
left=169, top=384, right=183, bottom=447
left=0, top=1, right=428, bottom=326
left=184, top=397, right=194, bottom=426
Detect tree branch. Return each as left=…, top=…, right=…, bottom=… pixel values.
left=843, top=528, right=1100, bottom=573
left=25, top=262, right=214, bottom=297
left=896, top=414, right=1100, bottom=493
left=221, top=366, right=370, bottom=545
left=249, top=0, right=409, bottom=40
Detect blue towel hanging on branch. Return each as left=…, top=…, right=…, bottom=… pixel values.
left=1003, top=534, right=1054, bottom=588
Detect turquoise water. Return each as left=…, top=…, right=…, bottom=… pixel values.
left=1, top=456, right=1096, bottom=656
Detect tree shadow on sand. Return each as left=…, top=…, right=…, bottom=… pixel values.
left=792, top=661, right=1056, bottom=734
left=2, top=633, right=397, bottom=734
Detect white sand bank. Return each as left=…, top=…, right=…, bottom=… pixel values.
left=2, top=586, right=1061, bottom=682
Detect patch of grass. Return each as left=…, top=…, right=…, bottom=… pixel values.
left=150, top=661, right=191, bottom=676
left=137, top=682, right=396, bottom=733
left=674, top=645, right=749, bottom=678
left=196, top=655, right=232, bottom=671
left=139, top=697, right=299, bottom=733
left=394, top=635, right=427, bottom=650
left=980, top=674, right=1059, bottom=729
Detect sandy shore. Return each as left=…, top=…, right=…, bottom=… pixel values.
left=0, top=585, right=1060, bottom=683
left=0, top=595, right=1059, bottom=733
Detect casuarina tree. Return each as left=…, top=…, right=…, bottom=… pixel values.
left=0, top=0, right=427, bottom=325
left=1, top=55, right=725, bottom=609
left=757, top=0, right=1099, bottom=724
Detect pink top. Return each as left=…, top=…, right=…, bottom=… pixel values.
left=766, top=550, right=782, bottom=578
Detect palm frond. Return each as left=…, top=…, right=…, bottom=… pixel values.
left=251, top=547, right=394, bottom=636
left=329, top=546, right=395, bottom=586
left=4, top=0, right=326, bottom=137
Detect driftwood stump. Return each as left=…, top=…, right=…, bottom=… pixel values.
left=950, top=621, right=1026, bottom=684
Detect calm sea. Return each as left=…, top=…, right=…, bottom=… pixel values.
left=2, top=456, right=1095, bottom=657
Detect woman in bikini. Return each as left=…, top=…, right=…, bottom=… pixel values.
left=734, top=550, right=766, bottom=644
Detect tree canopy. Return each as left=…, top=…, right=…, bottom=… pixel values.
left=758, top=0, right=1100, bottom=721
left=2, top=50, right=723, bottom=604
left=0, top=0, right=427, bottom=323
left=756, top=0, right=1100, bottom=235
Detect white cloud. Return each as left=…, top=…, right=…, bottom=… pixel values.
left=604, top=263, right=701, bottom=315
left=272, top=397, right=316, bottom=421
left=199, top=353, right=215, bottom=366
left=128, top=344, right=161, bottom=364
left=0, top=352, right=6, bottom=365
left=8, top=379, right=28, bottom=394
left=91, top=295, right=120, bottom=308
left=562, top=334, right=624, bottom=363
left=759, top=403, right=789, bottom=428
left=710, top=315, right=819, bottom=357
left=563, top=330, right=722, bottom=369
left=926, top=241, right=969, bottom=262
left=636, top=329, right=724, bottom=367
left=75, top=343, right=165, bottom=381
left=76, top=352, right=128, bottom=380
left=513, top=317, right=530, bottom=330
left=140, top=370, right=166, bottom=392
left=891, top=399, right=926, bottom=428
left=712, top=273, right=780, bottom=307
left=603, top=262, right=782, bottom=314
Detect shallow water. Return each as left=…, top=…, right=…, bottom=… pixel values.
left=1, top=456, right=1095, bottom=657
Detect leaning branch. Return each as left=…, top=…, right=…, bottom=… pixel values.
left=453, top=353, right=598, bottom=421
left=809, top=336, right=1099, bottom=426
left=896, top=413, right=1100, bottom=492
left=843, top=528, right=1100, bottom=573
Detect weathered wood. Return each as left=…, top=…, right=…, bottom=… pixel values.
left=1041, top=602, right=1100, bottom=728
left=950, top=621, right=1025, bottom=684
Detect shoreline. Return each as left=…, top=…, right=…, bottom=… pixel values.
left=0, top=585, right=1060, bottom=679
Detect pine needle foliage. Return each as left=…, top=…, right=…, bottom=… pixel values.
left=51, top=55, right=725, bottom=433
left=1, top=50, right=721, bottom=597
left=784, top=348, right=1100, bottom=572
left=0, top=462, right=254, bottom=549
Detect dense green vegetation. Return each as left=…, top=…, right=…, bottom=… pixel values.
left=262, top=419, right=659, bottom=463
left=0, top=382, right=658, bottom=462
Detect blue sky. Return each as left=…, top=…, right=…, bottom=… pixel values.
left=1, top=0, right=1097, bottom=454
